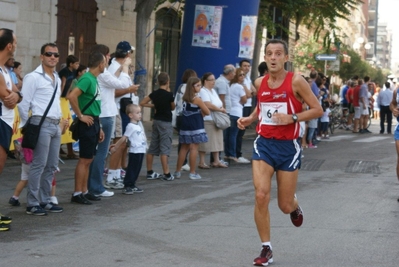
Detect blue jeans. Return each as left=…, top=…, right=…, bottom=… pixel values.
left=27, top=118, right=61, bottom=207
left=224, top=115, right=239, bottom=157
left=120, top=109, right=130, bottom=133
left=236, top=107, right=251, bottom=157
left=307, top=127, right=316, bottom=143
left=88, top=116, right=114, bottom=195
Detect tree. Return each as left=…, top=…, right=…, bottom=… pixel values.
left=258, top=0, right=362, bottom=45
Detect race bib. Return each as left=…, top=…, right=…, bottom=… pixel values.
left=260, top=102, right=287, bottom=125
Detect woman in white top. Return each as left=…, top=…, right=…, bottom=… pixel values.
left=372, top=85, right=380, bottom=120
left=225, top=68, right=247, bottom=162
left=198, top=72, right=228, bottom=168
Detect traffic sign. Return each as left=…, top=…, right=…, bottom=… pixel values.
left=315, top=54, right=337, bottom=61
left=329, top=60, right=340, bottom=71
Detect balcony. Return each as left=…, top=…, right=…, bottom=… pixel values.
left=368, top=20, right=376, bottom=28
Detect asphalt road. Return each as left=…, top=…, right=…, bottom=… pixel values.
left=0, top=120, right=398, bottom=267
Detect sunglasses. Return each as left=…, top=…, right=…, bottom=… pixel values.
left=43, top=52, right=60, bottom=58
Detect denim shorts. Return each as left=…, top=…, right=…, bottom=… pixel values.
left=394, top=123, right=399, bottom=141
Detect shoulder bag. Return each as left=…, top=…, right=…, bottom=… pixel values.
left=204, top=88, right=230, bottom=130
left=211, top=111, right=230, bottom=130
left=22, top=83, right=58, bottom=149
left=69, top=91, right=98, bottom=141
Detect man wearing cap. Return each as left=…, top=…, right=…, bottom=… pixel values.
left=84, top=43, right=138, bottom=201
left=105, top=41, right=140, bottom=189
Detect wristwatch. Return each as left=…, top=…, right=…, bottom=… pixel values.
left=16, top=91, right=23, bottom=103
left=292, top=114, right=298, bottom=123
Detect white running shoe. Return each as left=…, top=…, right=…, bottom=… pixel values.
left=95, top=190, right=114, bottom=197
left=237, top=157, right=250, bottom=163
left=181, top=164, right=190, bottom=171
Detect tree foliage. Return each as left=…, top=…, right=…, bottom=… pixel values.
left=259, top=0, right=362, bottom=45
left=337, top=47, right=386, bottom=85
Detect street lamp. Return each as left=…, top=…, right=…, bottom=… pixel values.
left=352, top=37, right=370, bottom=59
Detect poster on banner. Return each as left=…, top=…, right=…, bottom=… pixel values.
left=238, top=16, right=258, bottom=58
left=192, top=5, right=223, bottom=48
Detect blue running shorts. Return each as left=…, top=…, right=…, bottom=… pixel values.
left=252, top=135, right=301, bottom=171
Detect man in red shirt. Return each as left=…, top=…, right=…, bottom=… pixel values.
left=345, top=81, right=355, bottom=130
left=238, top=39, right=323, bottom=266
left=352, top=79, right=362, bottom=133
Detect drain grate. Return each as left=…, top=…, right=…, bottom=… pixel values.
left=345, top=160, right=380, bottom=174
left=300, top=159, right=325, bottom=171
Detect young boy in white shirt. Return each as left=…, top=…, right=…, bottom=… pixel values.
left=110, top=104, right=146, bottom=194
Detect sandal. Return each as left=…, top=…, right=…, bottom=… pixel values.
left=198, top=164, right=210, bottom=169
left=211, top=162, right=228, bottom=168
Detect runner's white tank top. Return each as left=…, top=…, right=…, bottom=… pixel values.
left=0, top=66, right=14, bottom=127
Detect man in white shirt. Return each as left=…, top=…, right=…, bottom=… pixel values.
left=86, top=43, right=138, bottom=198
left=18, top=43, right=64, bottom=216
left=104, top=41, right=140, bottom=189
left=214, top=64, right=235, bottom=164
left=377, top=81, right=393, bottom=134
left=0, top=28, right=20, bottom=230
left=236, top=59, right=255, bottom=163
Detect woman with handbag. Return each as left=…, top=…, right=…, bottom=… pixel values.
left=198, top=72, right=228, bottom=168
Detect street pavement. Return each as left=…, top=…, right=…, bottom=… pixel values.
left=0, top=119, right=398, bottom=267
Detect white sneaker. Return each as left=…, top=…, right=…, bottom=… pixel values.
left=50, top=196, right=58, bottom=205
left=189, top=173, right=202, bottom=180
left=104, top=178, right=124, bottom=189
left=95, top=190, right=114, bottom=197
left=146, top=172, right=161, bottom=180
left=237, top=157, right=250, bottom=163
left=220, top=160, right=229, bottom=166
left=181, top=164, right=190, bottom=171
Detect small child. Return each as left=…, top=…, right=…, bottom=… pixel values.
left=9, top=119, right=68, bottom=206
left=110, top=104, right=146, bottom=195
left=320, top=104, right=331, bottom=139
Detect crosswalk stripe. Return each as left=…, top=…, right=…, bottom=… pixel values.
left=322, top=135, right=355, bottom=142
left=352, top=136, right=390, bottom=142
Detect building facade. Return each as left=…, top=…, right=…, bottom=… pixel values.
left=0, top=0, right=181, bottom=121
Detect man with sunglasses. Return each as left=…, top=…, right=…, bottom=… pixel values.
left=0, top=28, right=20, bottom=230
left=18, top=43, right=65, bottom=216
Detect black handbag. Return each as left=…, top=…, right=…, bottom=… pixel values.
left=69, top=91, right=98, bottom=141
left=22, top=83, right=58, bottom=149
left=120, top=93, right=133, bottom=114
left=69, top=118, right=79, bottom=141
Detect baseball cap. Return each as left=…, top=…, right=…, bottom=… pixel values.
left=116, top=41, right=135, bottom=53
